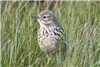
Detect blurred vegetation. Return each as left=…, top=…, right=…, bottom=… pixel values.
left=1, top=1, right=100, bottom=67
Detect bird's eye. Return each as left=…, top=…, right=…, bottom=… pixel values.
left=43, top=16, right=46, bottom=19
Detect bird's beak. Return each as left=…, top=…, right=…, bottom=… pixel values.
left=32, top=16, right=39, bottom=19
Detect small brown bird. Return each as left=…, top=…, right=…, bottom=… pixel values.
left=32, top=10, right=67, bottom=64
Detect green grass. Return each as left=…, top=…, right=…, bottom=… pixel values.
left=1, top=1, right=100, bottom=67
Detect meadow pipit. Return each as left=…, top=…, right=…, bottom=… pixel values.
left=32, top=10, right=67, bottom=64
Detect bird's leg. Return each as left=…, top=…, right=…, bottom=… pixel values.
left=56, top=52, right=59, bottom=64
left=47, top=54, right=51, bottom=64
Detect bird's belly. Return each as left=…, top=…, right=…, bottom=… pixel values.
left=38, top=35, right=59, bottom=54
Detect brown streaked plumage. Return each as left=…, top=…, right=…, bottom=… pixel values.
left=32, top=10, right=67, bottom=64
